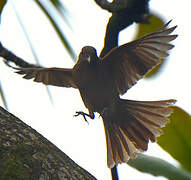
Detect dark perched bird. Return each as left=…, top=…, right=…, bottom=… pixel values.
left=16, top=22, right=177, bottom=168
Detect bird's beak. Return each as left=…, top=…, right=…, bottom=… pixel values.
left=87, top=56, right=91, bottom=63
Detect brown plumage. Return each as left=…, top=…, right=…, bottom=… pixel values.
left=16, top=21, right=177, bottom=168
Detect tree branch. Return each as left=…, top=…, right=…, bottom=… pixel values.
left=95, top=0, right=151, bottom=179
left=95, top=0, right=149, bottom=13
left=0, top=42, right=40, bottom=68
left=98, top=0, right=150, bottom=57
left=0, top=106, right=96, bottom=179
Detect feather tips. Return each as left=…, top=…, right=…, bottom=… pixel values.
left=102, top=21, right=177, bottom=95
left=102, top=99, right=176, bottom=168
left=16, top=67, right=77, bottom=88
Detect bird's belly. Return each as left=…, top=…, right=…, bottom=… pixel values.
left=74, top=64, right=118, bottom=112
left=80, top=81, right=117, bottom=113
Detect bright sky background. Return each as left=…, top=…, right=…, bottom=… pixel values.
left=0, top=0, right=191, bottom=180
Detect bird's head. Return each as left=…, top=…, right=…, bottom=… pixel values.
left=79, top=46, right=98, bottom=64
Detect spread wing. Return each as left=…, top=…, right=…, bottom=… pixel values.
left=16, top=67, right=77, bottom=88
left=101, top=21, right=178, bottom=95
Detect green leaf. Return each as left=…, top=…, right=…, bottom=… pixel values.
left=135, top=14, right=164, bottom=39
left=49, top=0, right=71, bottom=28
left=49, top=0, right=67, bottom=17
left=134, top=14, right=167, bottom=78
left=128, top=154, right=191, bottom=180
left=49, top=0, right=65, bottom=11
left=34, top=0, right=76, bottom=61
left=0, top=82, right=8, bottom=110
left=157, top=106, right=191, bottom=172
left=11, top=2, right=54, bottom=105
left=0, top=1, right=8, bottom=110
left=0, top=0, right=7, bottom=21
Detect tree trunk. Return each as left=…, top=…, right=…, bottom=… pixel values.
left=0, top=106, right=96, bottom=180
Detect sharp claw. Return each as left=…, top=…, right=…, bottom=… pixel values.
left=74, top=111, right=89, bottom=124
left=83, top=116, right=89, bottom=124
left=74, top=111, right=80, bottom=117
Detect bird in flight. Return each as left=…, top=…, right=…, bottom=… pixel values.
left=15, top=21, right=177, bottom=168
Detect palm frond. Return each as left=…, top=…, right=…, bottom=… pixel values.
left=34, top=0, right=76, bottom=61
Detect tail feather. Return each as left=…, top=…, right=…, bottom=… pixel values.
left=101, top=99, right=176, bottom=168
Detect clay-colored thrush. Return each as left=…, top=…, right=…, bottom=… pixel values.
left=16, top=22, right=177, bottom=168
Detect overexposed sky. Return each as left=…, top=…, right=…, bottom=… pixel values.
left=0, top=0, right=191, bottom=180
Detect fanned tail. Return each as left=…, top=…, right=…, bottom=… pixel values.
left=101, top=98, right=176, bottom=168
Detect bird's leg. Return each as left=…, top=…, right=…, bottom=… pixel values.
left=74, top=110, right=94, bottom=123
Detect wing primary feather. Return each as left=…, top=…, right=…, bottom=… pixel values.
left=16, top=67, right=77, bottom=88
left=141, top=41, right=174, bottom=51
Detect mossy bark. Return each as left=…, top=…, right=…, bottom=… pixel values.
left=0, top=107, right=96, bottom=180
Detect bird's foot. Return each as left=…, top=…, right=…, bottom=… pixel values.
left=74, top=111, right=90, bottom=123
